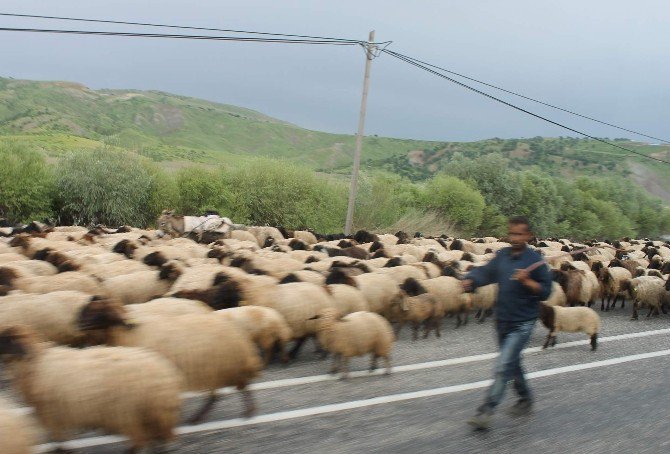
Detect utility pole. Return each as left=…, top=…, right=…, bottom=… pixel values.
left=344, top=30, right=375, bottom=236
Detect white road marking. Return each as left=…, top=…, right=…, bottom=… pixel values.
left=12, top=327, right=670, bottom=419
left=34, top=348, right=670, bottom=452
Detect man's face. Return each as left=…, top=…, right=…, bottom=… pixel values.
left=508, top=223, right=532, bottom=250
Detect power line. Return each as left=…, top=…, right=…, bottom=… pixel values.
left=382, top=49, right=670, bottom=166
left=0, top=12, right=391, bottom=45
left=385, top=50, right=670, bottom=145
left=0, top=27, right=363, bottom=46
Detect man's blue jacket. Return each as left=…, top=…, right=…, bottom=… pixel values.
left=465, top=246, right=553, bottom=322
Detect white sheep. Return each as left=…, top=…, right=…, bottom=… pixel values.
left=0, top=269, right=102, bottom=296
left=0, top=291, right=97, bottom=345
left=325, top=268, right=404, bottom=316
left=100, top=261, right=183, bottom=305
left=0, top=396, right=36, bottom=454
left=624, top=276, right=669, bottom=320
left=0, top=325, right=183, bottom=452
left=216, top=306, right=293, bottom=365
left=310, top=308, right=394, bottom=379
left=77, top=298, right=262, bottom=423
left=539, top=303, right=600, bottom=350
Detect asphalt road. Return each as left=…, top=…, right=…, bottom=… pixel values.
left=6, top=303, right=670, bottom=454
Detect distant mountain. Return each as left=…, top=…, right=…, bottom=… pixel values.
left=1, top=76, right=669, bottom=202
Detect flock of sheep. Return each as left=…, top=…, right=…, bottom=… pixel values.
left=1, top=222, right=669, bottom=453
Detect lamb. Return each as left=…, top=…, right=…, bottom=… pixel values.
left=420, top=275, right=472, bottom=327
left=600, top=266, right=633, bottom=311
left=543, top=282, right=567, bottom=307
left=0, top=268, right=102, bottom=296
left=392, top=278, right=445, bottom=339
left=0, top=396, right=36, bottom=454
left=216, top=306, right=293, bottom=365
left=624, top=276, right=669, bottom=320
left=538, top=303, right=600, bottom=350
left=0, top=291, right=97, bottom=345
left=310, top=308, right=394, bottom=379
left=325, top=268, right=404, bottom=316
left=0, top=325, right=182, bottom=452
left=471, top=284, right=497, bottom=323
left=77, top=298, right=262, bottom=423
left=99, top=260, right=183, bottom=305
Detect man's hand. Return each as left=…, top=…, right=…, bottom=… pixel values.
left=461, top=279, right=474, bottom=293
left=513, top=269, right=541, bottom=294
left=512, top=269, right=530, bottom=283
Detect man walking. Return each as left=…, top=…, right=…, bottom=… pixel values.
left=462, top=216, right=553, bottom=430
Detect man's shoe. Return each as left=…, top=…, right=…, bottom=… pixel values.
left=508, top=399, right=532, bottom=417
left=467, top=411, right=492, bottom=430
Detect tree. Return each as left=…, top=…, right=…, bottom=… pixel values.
left=419, top=175, right=485, bottom=235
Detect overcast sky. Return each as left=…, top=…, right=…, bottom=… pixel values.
left=0, top=1, right=668, bottom=142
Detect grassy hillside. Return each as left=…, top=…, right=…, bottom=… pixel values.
left=1, top=76, right=670, bottom=202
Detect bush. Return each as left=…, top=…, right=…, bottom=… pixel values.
left=0, top=142, right=54, bottom=223
left=353, top=172, right=418, bottom=231
left=175, top=166, right=241, bottom=218
left=418, top=175, right=485, bottom=235
left=55, top=148, right=156, bottom=226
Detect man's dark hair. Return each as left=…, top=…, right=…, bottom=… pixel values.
left=508, top=215, right=532, bottom=232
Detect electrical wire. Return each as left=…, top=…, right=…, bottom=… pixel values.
left=385, top=49, right=670, bottom=145
left=0, top=27, right=363, bottom=46
left=382, top=49, right=670, bottom=165
left=0, top=12, right=393, bottom=46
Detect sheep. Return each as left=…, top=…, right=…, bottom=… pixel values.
left=543, top=282, right=567, bottom=307
left=216, top=306, right=293, bottom=365
left=229, top=229, right=260, bottom=245
left=125, top=297, right=213, bottom=318
left=600, top=267, right=633, bottom=311
left=624, top=276, right=669, bottom=320
left=0, top=259, right=57, bottom=278
left=0, top=252, right=30, bottom=264
left=0, top=325, right=182, bottom=452
left=0, top=268, right=102, bottom=296
left=538, top=303, right=600, bottom=350
left=420, top=275, right=472, bottom=328
left=168, top=264, right=249, bottom=297
left=0, top=291, right=97, bottom=345
left=0, top=396, right=36, bottom=454
left=77, top=298, right=261, bottom=423
left=325, top=283, right=371, bottom=316
left=99, top=261, right=183, bottom=305
left=325, top=268, right=404, bottom=316
left=77, top=258, right=151, bottom=279
left=392, top=278, right=445, bottom=339
left=471, top=284, right=497, bottom=323
left=246, top=226, right=285, bottom=247
left=278, top=270, right=326, bottom=285
left=310, top=308, right=394, bottom=379
left=375, top=263, right=427, bottom=284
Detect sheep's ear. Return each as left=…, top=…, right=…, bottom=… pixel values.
left=308, top=315, right=320, bottom=320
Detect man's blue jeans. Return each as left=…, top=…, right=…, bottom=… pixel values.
left=479, top=319, right=536, bottom=413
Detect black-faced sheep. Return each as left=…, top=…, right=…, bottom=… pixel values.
left=539, top=303, right=600, bottom=350
left=310, top=308, right=394, bottom=379
left=0, top=325, right=182, bottom=452
left=77, top=298, right=261, bottom=424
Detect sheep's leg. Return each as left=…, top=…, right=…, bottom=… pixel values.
left=422, top=319, right=433, bottom=339
left=370, top=354, right=378, bottom=372
left=542, top=333, right=552, bottom=349
left=455, top=314, right=462, bottom=328
left=240, top=388, right=256, bottom=418
left=329, top=354, right=341, bottom=375
left=288, top=336, right=307, bottom=360
left=384, top=355, right=392, bottom=375
left=590, top=333, right=598, bottom=351
left=462, top=311, right=469, bottom=325
left=434, top=317, right=442, bottom=338
left=394, top=321, right=404, bottom=336
left=631, top=302, right=639, bottom=320
left=646, top=306, right=654, bottom=318
left=551, top=336, right=557, bottom=347
left=475, top=308, right=482, bottom=319
left=187, top=392, right=218, bottom=425
left=412, top=322, right=420, bottom=340
left=340, top=357, right=350, bottom=380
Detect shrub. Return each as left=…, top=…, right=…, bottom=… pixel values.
left=0, top=142, right=54, bottom=223
left=54, top=148, right=155, bottom=226
left=418, top=174, right=485, bottom=235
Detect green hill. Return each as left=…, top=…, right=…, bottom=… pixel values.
left=1, top=76, right=670, bottom=202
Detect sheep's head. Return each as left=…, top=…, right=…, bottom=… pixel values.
left=591, top=261, right=605, bottom=276
left=0, top=325, right=37, bottom=361
left=665, top=276, right=670, bottom=292
left=395, top=231, right=410, bottom=244
left=400, top=277, right=427, bottom=297
left=449, top=239, right=463, bottom=251
left=384, top=257, right=404, bottom=268
left=289, top=239, right=308, bottom=251
left=337, top=239, right=355, bottom=249
left=0, top=267, right=19, bottom=288
left=353, top=230, right=377, bottom=244
left=371, top=248, right=388, bottom=259
left=57, top=260, right=79, bottom=272
left=143, top=251, right=168, bottom=268
left=662, top=262, right=670, bottom=275
left=159, top=260, right=184, bottom=281
left=112, top=239, right=138, bottom=258
left=304, top=255, right=320, bottom=264
left=461, top=252, right=475, bottom=263
left=263, top=236, right=275, bottom=248
left=325, top=268, right=357, bottom=287
left=209, top=280, right=244, bottom=310
left=77, top=297, right=134, bottom=333
left=207, top=247, right=229, bottom=262
left=442, top=265, right=459, bottom=278
left=8, top=234, right=31, bottom=250
left=279, top=273, right=301, bottom=284
left=32, top=248, right=53, bottom=261
left=538, top=303, right=554, bottom=330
